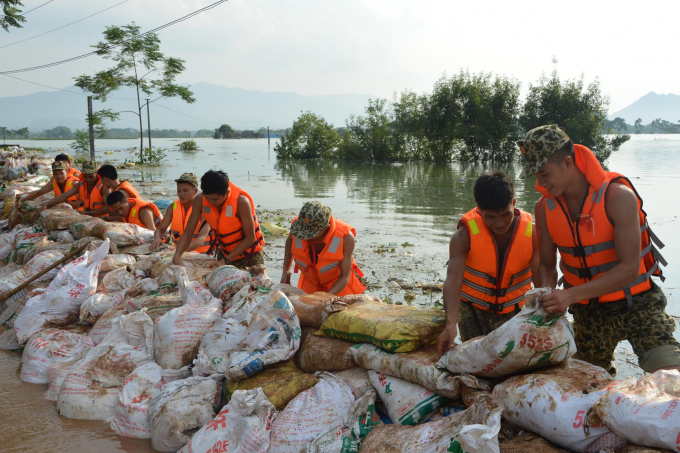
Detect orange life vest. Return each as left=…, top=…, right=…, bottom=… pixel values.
left=124, top=198, right=163, bottom=230
left=201, top=182, right=265, bottom=260
left=53, top=175, right=78, bottom=202
left=76, top=181, right=105, bottom=216
left=459, top=208, right=533, bottom=314
left=541, top=145, right=666, bottom=307
left=114, top=181, right=140, bottom=200
left=67, top=167, right=82, bottom=180
left=166, top=199, right=211, bottom=254
left=291, top=215, right=366, bottom=297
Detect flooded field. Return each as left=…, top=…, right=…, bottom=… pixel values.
left=1, top=134, right=678, bottom=452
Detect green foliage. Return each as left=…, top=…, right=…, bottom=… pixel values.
left=401, top=242, right=414, bottom=247
left=275, top=112, right=341, bottom=159
left=1, top=0, right=26, bottom=32
left=70, top=129, right=90, bottom=154
left=136, top=147, right=167, bottom=166
left=0, top=126, right=29, bottom=143
left=194, top=129, right=214, bottom=138
left=214, top=124, right=235, bottom=139
left=178, top=140, right=199, bottom=151
left=634, top=118, right=643, bottom=134
left=650, top=118, right=680, bottom=134
left=88, top=109, right=119, bottom=138
left=520, top=69, right=628, bottom=163
left=74, top=22, right=194, bottom=162
left=339, top=99, right=406, bottom=162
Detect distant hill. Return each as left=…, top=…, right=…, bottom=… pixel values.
left=609, top=92, right=680, bottom=123
left=0, top=82, right=375, bottom=131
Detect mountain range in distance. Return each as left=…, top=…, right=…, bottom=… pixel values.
left=0, top=82, right=677, bottom=131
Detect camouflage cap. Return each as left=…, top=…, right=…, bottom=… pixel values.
left=52, top=161, right=68, bottom=171
left=175, top=172, right=199, bottom=188
left=81, top=160, right=99, bottom=174
left=290, top=200, right=332, bottom=240
left=517, top=124, right=571, bottom=179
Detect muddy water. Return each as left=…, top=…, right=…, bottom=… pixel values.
left=3, top=134, right=678, bottom=451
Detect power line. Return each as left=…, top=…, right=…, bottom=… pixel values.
left=1, top=73, right=137, bottom=100
left=22, top=0, right=55, bottom=15
left=153, top=103, right=221, bottom=126
left=1, top=0, right=130, bottom=50
left=0, top=0, right=229, bottom=75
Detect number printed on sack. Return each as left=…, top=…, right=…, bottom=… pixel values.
left=573, top=410, right=585, bottom=428
left=519, top=333, right=553, bottom=351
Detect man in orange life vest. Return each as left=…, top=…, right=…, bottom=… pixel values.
left=97, top=164, right=141, bottom=223
left=106, top=191, right=163, bottom=231
left=38, top=160, right=110, bottom=217
left=172, top=170, right=265, bottom=269
left=18, top=160, right=80, bottom=206
left=437, top=172, right=539, bottom=357
left=150, top=172, right=211, bottom=253
left=281, top=201, right=366, bottom=296
left=521, top=124, right=679, bottom=374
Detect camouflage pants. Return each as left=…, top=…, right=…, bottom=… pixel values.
left=216, top=248, right=265, bottom=270
left=457, top=302, right=519, bottom=342
left=570, top=281, right=680, bottom=375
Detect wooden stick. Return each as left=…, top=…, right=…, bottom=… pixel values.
left=0, top=242, right=90, bottom=304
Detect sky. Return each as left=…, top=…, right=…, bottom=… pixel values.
left=0, top=0, right=679, bottom=113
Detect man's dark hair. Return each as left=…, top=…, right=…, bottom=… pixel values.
left=55, top=153, right=70, bottom=163
left=549, top=138, right=575, bottom=163
left=474, top=171, right=515, bottom=212
left=106, top=190, right=127, bottom=206
left=201, top=170, right=230, bottom=195
left=98, top=164, right=118, bottom=180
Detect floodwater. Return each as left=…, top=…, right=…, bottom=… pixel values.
left=1, top=134, right=678, bottom=452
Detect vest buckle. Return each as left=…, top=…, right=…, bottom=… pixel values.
left=577, top=267, right=593, bottom=279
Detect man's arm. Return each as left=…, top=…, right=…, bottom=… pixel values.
left=327, top=234, right=355, bottom=295
left=172, top=195, right=204, bottom=265
left=150, top=205, right=173, bottom=251
left=542, top=184, right=642, bottom=313
left=18, top=180, right=53, bottom=202
left=530, top=222, right=540, bottom=284
left=138, top=208, right=156, bottom=231
left=534, top=198, right=558, bottom=289
left=224, top=195, right=257, bottom=262
left=280, top=233, right=294, bottom=284
left=436, top=227, right=470, bottom=357
left=84, top=185, right=112, bottom=217
left=187, top=217, right=211, bottom=252
left=43, top=183, right=79, bottom=210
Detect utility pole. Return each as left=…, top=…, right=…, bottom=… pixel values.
left=146, top=99, right=152, bottom=151
left=267, top=126, right=270, bottom=146
left=87, top=96, right=95, bottom=159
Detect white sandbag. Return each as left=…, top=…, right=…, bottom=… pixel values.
left=437, top=288, right=576, bottom=378
left=122, top=278, right=160, bottom=300
left=193, top=282, right=300, bottom=380
left=88, top=299, right=126, bottom=345
left=50, top=230, right=76, bottom=244
left=178, top=388, right=276, bottom=453
left=149, top=376, right=222, bottom=452
left=56, top=311, right=154, bottom=420
left=20, top=328, right=94, bottom=384
left=14, top=240, right=110, bottom=344
left=333, top=367, right=374, bottom=400
left=587, top=370, right=680, bottom=451
left=79, top=292, right=125, bottom=324
left=45, top=361, right=73, bottom=402
left=0, top=250, right=63, bottom=300
left=99, top=222, right=154, bottom=246
left=0, top=228, right=18, bottom=261
left=351, top=343, right=489, bottom=399
left=110, top=362, right=165, bottom=439
left=359, top=393, right=502, bottom=453
left=269, top=372, right=356, bottom=453
left=11, top=225, right=47, bottom=264
left=206, top=265, right=253, bottom=302
left=0, top=327, right=20, bottom=350
left=100, top=254, right=136, bottom=273
left=493, top=359, right=626, bottom=452
left=153, top=269, right=222, bottom=369
left=307, top=389, right=380, bottom=453
left=99, top=267, right=138, bottom=294
left=368, top=370, right=450, bottom=426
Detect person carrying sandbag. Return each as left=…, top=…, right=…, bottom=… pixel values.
left=520, top=124, right=679, bottom=375
left=281, top=200, right=366, bottom=296
left=17, top=159, right=80, bottom=207
left=150, top=172, right=211, bottom=253
left=106, top=191, right=164, bottom=231
left=172, top=170, right=265, bottom=269
left=437, top=172, right=538, bottom=357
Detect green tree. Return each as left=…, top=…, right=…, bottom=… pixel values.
left=275, top=111, right=340, bottom=159
left=74, top=22, right=194, bottom=163
left=520, top=69, right=629, bottom=163
left=70, top=129, right=90, bottom=154
left=634, top=118, right=643, bottom=134
left=0, top=126, right=29, bottom=143
left=1, top=0, right=25, bottom=32
left=213, top=124, right=235, bottom=139
left=41, top=126, right=73, bottom=139
left=194, top=129, right=214, bottom=138
left=611, top=117, right=628, bottom=133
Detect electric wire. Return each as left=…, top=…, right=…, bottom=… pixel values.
left=21, top=0, right=55, bottom=15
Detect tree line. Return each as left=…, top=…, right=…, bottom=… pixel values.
left=604, top=117, right=680, bottom=134
left=275, top=69, right=632, bottom=164
left=0, top=126, right=215, bottom=140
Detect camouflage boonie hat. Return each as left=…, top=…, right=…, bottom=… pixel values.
left=517, top=124, right=571, bottom=179
left=52, top=161, right=68, bottom=171
left=175, top=172, right=199, bottom=188
left=81, top=160, right=99, bottom=174
left=290, top=201, right=332, bottom=240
